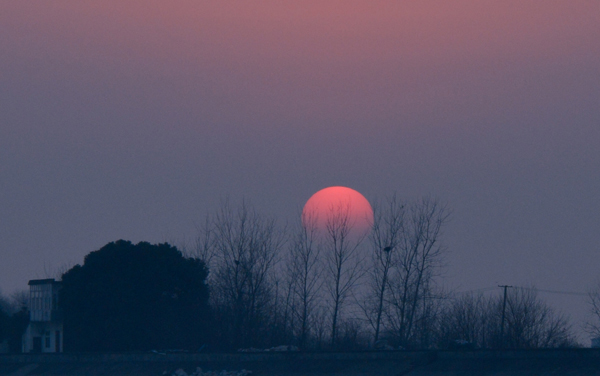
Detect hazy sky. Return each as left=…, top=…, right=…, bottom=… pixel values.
left=1, top=1, right=599, bottom=340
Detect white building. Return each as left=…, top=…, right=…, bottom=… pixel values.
left=22, top=279, right=63, bottom=353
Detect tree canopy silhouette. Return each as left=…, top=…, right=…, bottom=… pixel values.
left=60, top=240, right=210, bottom=352
left=0, top=301, right=9, bottom=343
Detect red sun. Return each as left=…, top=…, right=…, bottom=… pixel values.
left=302, top=186, right=373, bottom=236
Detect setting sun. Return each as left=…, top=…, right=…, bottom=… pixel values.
left=302, top=186, right=373, bottom=236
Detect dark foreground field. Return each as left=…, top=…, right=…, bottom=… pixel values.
left=1, top=349, right=600, bottom=376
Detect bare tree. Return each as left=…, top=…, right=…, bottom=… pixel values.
left=321, top=201, right=367, bottom=348
left=8, top=291, right=29, bottom=314
left=286, top=211, right=323, bottom=349
left=436, top=293, right=494, bottom=348
left=384, top=197, right=449, bottom=349
left=337, top=317, right=370, bottom=350
left=0, top=293, right=11, bottom=315
left=189, top=216, right=218, bottom=270
left=437, top=288, right=576, bottom=349
left=42, top=261, right=72, bottom=281
left=360, top=194, right=405, bottom=345
left=312, top=306, right=330, bottom=350
left=585, top=282, right=600, bottom=339
left=208, top=200, right=286, bottom=349
left=501, top=288, right=575, bottom=349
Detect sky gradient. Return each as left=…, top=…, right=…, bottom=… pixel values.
left=1, top=1, right=599, bottom=340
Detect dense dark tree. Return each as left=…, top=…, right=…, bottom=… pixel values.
left=61, top=240, right=210, bottom=352
left=0, top=292, right=29, bottom=352
left=0, top=300, right=9, bottom=342
left=7, top=309, right=29, bottom=353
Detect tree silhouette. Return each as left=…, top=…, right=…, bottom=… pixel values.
left=0, top=292, right=30, bottom=353
left=61, top=240, right=210, bottom=352
left=437, top=289, right=575, bottom=349
left=359, top=197, right=448, bottom=349
left=286, top=211, right=323, bottom=350
left=0, top=300, right=9, bottom=343
left=321, top=201, right=367, bottom=348
left=7, top=309, right=29, bottom=353
left=384, top=198, right=448, bottom=349
left=361, top=194, right=404, bottom=345
left=205, top=201, right=285, bottom=350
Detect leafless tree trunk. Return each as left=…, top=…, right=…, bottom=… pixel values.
left=385, top=197, right=448, bottom=349
left=286, top=212, right=323, bottom=349
left=362, top=195, right=405, bottom=345
left=321, top=201, right=367, bottom=348
left=313, top=306, right=329, bottom=350
left=208, top=200, right=286, bottom=349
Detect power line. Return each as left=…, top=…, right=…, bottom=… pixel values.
left=455, top=286, right=588, bottom=297
left=456, top=286, right=498, bottom=294
left=515, top=286, right=588, bottom=297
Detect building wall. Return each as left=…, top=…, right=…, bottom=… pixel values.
left=22, top=322, right=63, bottom=354
left=29, top=282, right=60, bottom=322
left=23, top=280, right=63, bottom=353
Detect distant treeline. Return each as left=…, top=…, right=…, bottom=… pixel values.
left=0, top=198, right=586, bottom=352
left=0, top=293, right=29, bottom=352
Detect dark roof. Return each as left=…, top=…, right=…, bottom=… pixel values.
left=28, top=278, right=61, bottom=286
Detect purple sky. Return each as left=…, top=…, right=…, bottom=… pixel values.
left=1, top=1, right=599, bottom=341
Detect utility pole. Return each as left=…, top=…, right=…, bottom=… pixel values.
left=498, top=285, right=512, bottom=349
left=374, top=246, right=393, bottom=345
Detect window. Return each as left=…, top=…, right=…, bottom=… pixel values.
left=45, top=331, right=51, bottom=348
